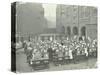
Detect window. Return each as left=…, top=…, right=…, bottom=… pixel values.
left=81, top=26, right=86, bottom=36
left=61, top=26, right=65, bottom=34
left=73, top=26, right=78, bottom=35
left=67, top=26, right=71, bottom=36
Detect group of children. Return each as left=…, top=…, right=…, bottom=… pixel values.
left=23, top=36, right=97, bottom=64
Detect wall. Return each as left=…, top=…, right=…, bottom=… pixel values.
left=56, top=5, right=97, bottom=39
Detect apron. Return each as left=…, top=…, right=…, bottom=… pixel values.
left=84, top=48, right=88, bottom=56
left=69, top=50, right=73, bottom=59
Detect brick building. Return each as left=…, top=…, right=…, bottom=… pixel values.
left=56, top=5, right=97, bottom=39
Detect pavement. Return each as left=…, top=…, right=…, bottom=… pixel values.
left=16, top=49, right=97, bottom=73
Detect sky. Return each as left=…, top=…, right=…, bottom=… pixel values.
left=43, top=4, right=57, bottom=28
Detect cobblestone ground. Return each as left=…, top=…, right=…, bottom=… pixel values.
left=16, top=49, right=97, bottom=73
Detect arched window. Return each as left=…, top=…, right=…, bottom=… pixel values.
left=67, top=26, right=71, bottom=36
left=61, top=26, right=65, bottom=34
left=81, top=26, right=86, bottom=36
left=73, top=26, right=78, bottom=35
